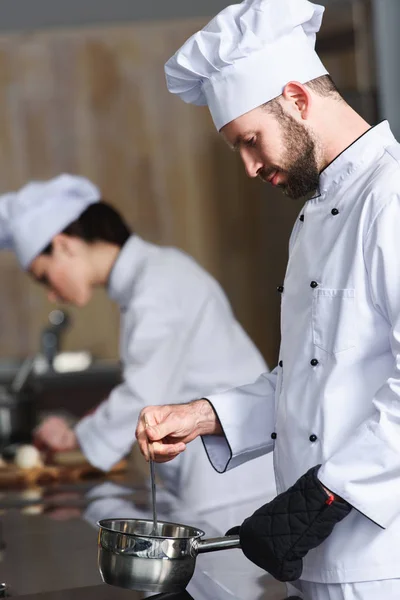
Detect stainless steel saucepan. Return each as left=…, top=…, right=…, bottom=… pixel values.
left=97, top=518, right=240, bottom=594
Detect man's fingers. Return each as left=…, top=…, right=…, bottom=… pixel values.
left=136, top=419, right=150, bottom=461
left=155, top=454, right=184, bottom=464
left=136, top=407, right=165, bottom=460
left=136, top=406, right=189, bottom=462
left=135, top=415, right=145, bottom=441
left=139, top=406, right=166, bottom=429
left=150, top=441, right=186, bottom=462
left=145, top=415, right=187, bottom=442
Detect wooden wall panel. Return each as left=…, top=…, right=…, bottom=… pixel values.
left=0, top=16, right=363, bottom=366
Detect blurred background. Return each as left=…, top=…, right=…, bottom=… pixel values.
left=0, top=0, right=396, bottom=417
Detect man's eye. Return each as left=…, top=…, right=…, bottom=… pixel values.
left=245, top=137, right=256, bottom=148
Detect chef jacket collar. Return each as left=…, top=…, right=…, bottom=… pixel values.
left=311, top=121, right=396, bottom=202
left=108, top=235, right=151, bottom=310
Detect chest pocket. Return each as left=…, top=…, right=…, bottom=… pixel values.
left=312, top=288, right=355, bottom=354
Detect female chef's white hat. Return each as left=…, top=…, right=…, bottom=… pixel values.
left=0, top=174, right=100, bottom=270
left=165, top=0, right=328, bottom=131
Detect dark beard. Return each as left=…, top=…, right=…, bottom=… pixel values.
left=281, top=135, right=320, bottom=200
left=261, top=109, right=320, bottom=200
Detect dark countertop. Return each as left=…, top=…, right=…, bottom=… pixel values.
left=0, top=477, right=146, bottom=596
left=0, top=509, right=102, bottom=595
left=0, top=475, right=285, bottom=600
left=12, top=585, right=192, bottom=600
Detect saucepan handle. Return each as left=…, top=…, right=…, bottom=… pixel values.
left=195, top=534, right=240, bottom=554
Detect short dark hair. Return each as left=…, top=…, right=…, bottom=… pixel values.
left=305, top=74, right=343, bottom=98
left=264, top=75, right=343, bottom=115
left=42, top=201, right=131, bottom=255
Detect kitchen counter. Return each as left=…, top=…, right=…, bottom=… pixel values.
left=9, top=584, right=195, bottom=600
left=11, top=585, right=151, bottom=600
left=0, top=474, right=285, bottom=600
left=0, top=508, right=102, bottom=595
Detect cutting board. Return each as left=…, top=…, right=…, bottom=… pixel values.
left=0, top=450, right=127, bottom=489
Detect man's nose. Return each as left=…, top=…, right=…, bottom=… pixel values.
left=241, top=152, right=263, bottom=178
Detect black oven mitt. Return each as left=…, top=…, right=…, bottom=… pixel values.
left=226, top=465, right=351, bottom=582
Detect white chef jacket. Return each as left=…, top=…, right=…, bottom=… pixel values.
left=203, top=121, right=400, bottom=582
left=76, top=235, right=276, bottom=514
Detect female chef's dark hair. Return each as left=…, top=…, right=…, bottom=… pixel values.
left=41, top=201, right=131, bottom=255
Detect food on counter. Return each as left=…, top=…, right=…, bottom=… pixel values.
left=14, top=445, right=44, bottom=470
left=0, top=453, right=128, bottom=489
left=53, top=351, right=92, bottom=373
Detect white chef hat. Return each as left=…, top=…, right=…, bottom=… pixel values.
left=165, top=0, right=328, bottom=131
left=0, top=174, right=100, bottom=269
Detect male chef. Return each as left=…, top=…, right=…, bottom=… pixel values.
left=135, top=0, right=400, bottom=598
left=0, top=174, right=276, bottom=531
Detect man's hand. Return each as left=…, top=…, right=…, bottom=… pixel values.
left=136, top=399, right=221, bottom=462
left=34, top=416, right=79, bottom=453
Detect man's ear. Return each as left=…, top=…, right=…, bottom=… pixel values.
left=282, top=81, right=312, bottom=120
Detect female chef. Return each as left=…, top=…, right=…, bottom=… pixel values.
left=0, top=174, right=275, bottom=531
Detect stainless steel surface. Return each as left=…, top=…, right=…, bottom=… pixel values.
left=0, top=474, right=286, bottom=599
left=0, top=480, right=172, bottom=596
left=97, top=518, right=240, bottom=594
left=194, top=536, right=241, bottom=553
left=9, top=584, right=156, bottom=600
left=0, top=509, right=101, bottom=595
